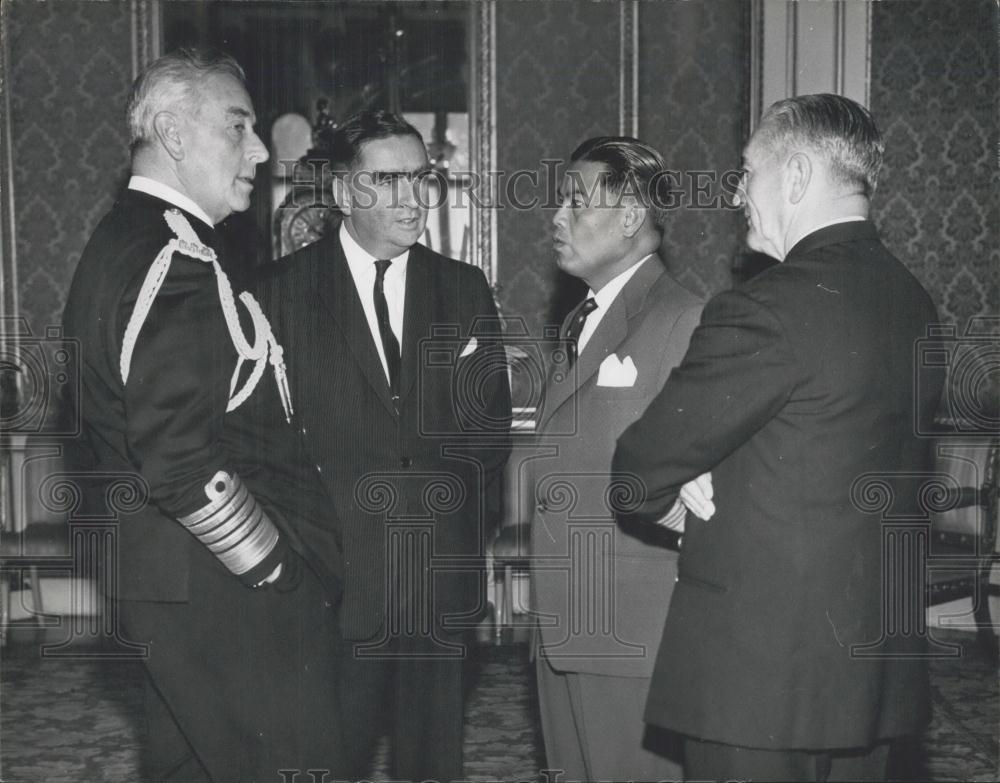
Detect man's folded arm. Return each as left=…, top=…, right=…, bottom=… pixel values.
left=612, top=288, right=797, bottom=526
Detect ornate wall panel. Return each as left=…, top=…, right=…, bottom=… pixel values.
left=870, top=0, right=998, bottom=331
left=5, top=0, right=134, bottom=334
left=753, top=0, right=872, bottom=123
left=494, top=1, right=620, bottom=335
left=638, top=0, right=749, bottom=299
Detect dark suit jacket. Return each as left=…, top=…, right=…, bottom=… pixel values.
left=613, top=221, right=943, bottom=749
left=62, top=189, right=317, bottom=600
left=531, top=257, right=703, bottom=678
left=257, top=234, right=512, bottom=640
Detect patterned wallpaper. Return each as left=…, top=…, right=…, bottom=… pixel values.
left=495, top=1, right=620, bottom=335
left=870, top=0, right=999, bottom=332
left=494, top=0, right=748, bottom=337
left=637, top=0, right=748, bottom=300
left=6, top=0, right=134, bottom=335
left=4, top=1, right=994, bottom=342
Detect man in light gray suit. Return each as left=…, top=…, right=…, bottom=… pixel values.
left=530, top=136, right=704, bottom=782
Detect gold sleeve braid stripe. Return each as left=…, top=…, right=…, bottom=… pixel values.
left=178, top=471, right=280, bottom=576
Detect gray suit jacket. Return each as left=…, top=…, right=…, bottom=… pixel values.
left=530, top=255, right=703, bottom=677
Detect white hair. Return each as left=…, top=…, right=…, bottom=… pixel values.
left=757, top=93, right=885, bottom=197
left=126, top=48, right=246, bottom=154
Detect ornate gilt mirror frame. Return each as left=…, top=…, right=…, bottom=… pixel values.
left=468, top=0, right=497, bottom=286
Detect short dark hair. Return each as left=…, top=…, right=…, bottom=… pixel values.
left=757, top=93, right=884, bottom=196
left=329, top=109, right=425, bottom=171
left=570, top=136, right=669, bottom=233
left=127, top=48, right=245, bottom=154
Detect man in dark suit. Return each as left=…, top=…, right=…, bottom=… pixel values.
left=530, top=137, right=702, bottom=781
left=63, top=50, right=345, bottom=781
left=613, top=94, right=944, bottom=781
left=257, top=110, right=512, bottom=783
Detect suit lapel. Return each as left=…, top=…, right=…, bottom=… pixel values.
left=538, top=301, right=619, bottom=426
left=538, top=256, right=665, bottom=428
left=398, top=247, right=432, bottom=405
left=314, top=236, right=397, bottom=416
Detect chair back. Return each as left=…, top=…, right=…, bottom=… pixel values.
left=2, top=436, right=68, bottom=533
left=930, top=438, right=999, bottom=551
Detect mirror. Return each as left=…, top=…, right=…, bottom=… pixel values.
left=161, top=0, right=494, bottom=280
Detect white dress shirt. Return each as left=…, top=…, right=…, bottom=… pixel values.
left=128, top=175, right=215, bottom=228
left=576, top=254, right=653, bottom=354
left=808, top=215, right=868, bottom=233
left=339, top=223, right=408, bottom=383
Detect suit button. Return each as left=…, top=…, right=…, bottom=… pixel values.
left=400, top=457, right=412, bottom=469
left=315, top=464, right=323, bottom=475
left=300, top=426, right=308, bottom=436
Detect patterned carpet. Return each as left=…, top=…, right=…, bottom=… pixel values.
left=0, top=629, right=995, bottom=782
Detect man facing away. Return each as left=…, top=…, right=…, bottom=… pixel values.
left=530, top=136, right=704, bottom=782
left=255, top=109, right=512, bottom=783
left=613, top=94, right=944, bottom=782
left=63, top=49, right=345, bottom=781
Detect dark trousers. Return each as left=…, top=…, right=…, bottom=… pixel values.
left=536, top=652, right=683, bottom=783
left=122, top=549, right=344, bottom=783
left=334, top=626, right=468, bottom=783
left=142, top=676, right=212, bottom=783
left=683, top=736, right=891, bottom=783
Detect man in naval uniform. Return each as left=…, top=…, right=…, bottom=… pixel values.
left=63, top=49, right=344, bottom=782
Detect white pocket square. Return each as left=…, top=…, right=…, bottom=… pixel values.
left=459, top=336, right=478, bottom=358
left=596, top=354, right=637, bottom=387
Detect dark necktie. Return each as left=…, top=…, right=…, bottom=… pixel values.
left=564, top=297, right=598, bottom=366
left=374, top=259, right=401, bottom=408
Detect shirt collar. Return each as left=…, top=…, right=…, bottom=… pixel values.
left=128, top=175, right=215, bottom=228
left=587, top=254, right=653, bottom=311
left=807, top=215, right=868, bottom=235
left=339, top=223, right=410, bottom=278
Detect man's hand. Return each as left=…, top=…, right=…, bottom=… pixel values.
left=258, top=553, right=305, bottom=593
left=257, top=563, right=283, bottom=587
left=649, top=471, right=716, bottom=532
left=680, top=471, right=715, bottom=520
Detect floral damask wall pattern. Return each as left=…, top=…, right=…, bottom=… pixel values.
left=3, top=1, right=993, bottom=346
left=870, top=0, right=999, bottom=331
left=495, top=1, right=620, bottom=335
left=6, top=0, right=133, bottom=334
left=638, top=0, right=747, bottom=300
left=494, top=0, right=748, bottom=336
